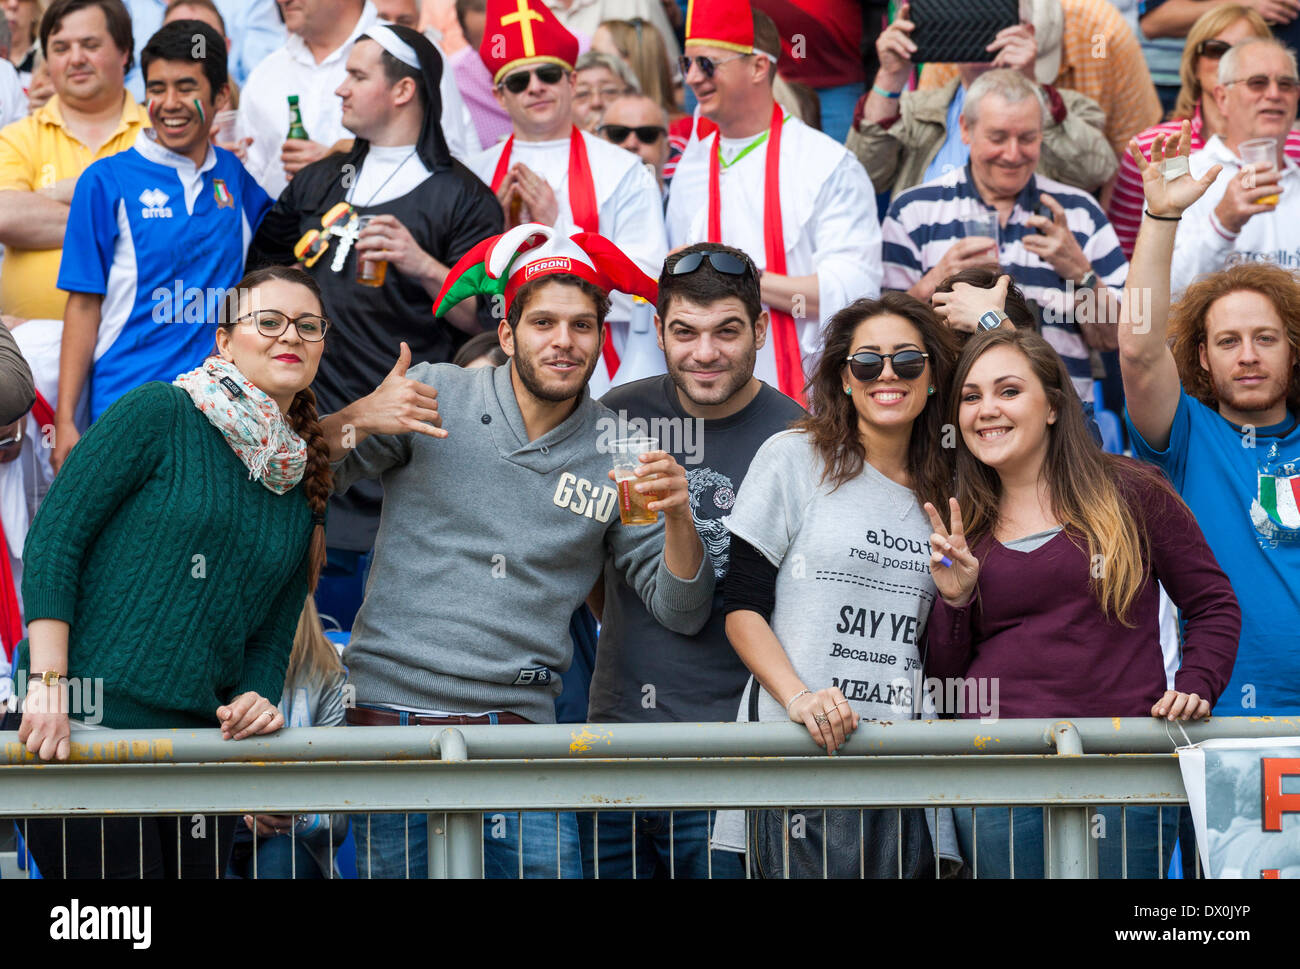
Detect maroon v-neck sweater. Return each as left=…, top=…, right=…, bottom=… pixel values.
left=924, top=461, right=1241, bottom=718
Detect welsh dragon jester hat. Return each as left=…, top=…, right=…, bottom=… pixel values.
left=432, top=223, right=658, bottom=318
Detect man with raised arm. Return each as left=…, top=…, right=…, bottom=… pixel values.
left=1121, top=121, right=1300, bottom=716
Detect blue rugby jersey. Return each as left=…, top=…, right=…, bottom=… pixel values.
left=58, top=130, right=271, bottom=420
left=881, top=163, right=1129, bottom=402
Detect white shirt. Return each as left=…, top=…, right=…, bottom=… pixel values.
left=0, top=60, right=25, bottom=130
left=1171, top=134, right=1300, bottom=297
left=347, top=143, right=432, bottom=206
left=666, top=110, right=882, bottom=391
left=238, top=4, right=477, bottom=199
left=467, top=129, right=668, bottom=394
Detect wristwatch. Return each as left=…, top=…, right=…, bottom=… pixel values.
left=978, top=309, right=1009, bottom=331
left=31, top=671, right=67, bottom=687
left=1076, top=269, right=1099, bottom=290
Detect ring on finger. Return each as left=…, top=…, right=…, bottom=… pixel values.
left=261, top=709, right=276, bottom=719
left=813, top=713, right=829, bottom=725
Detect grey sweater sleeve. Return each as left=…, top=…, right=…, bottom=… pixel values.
left=0, top=324, right=35, bottom=425
left=606, top=520, right=715, bottom=636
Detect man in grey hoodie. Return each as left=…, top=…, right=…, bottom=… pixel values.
left=320, top=230, right=713, bottom=878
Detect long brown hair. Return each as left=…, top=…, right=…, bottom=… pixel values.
left=949, top=329, right=1174, bottom=625
left=216, top=266, right=332, bottom=593
left=794, top=293, right=957, bottom=515
left=285, top=596, right=344, bottom=688
left=598, top=18, right=677, bottom=115
left=1173, top=4, right=1270, bottom=121
left=1168, top=261, right=1300, bottom=413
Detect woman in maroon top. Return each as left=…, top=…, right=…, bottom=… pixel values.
left=922, top=327, right=1240, bottom=876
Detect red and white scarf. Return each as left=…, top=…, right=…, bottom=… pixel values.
left=707, top=102, right=806, bottom=406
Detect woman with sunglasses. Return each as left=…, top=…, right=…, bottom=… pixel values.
left=924, top=327, right=1240, bottom=877
left=1108, top=4, right=1300, bottom=257
left=717, top=294, right=958, bottom=876
left=12, top=266, right=333, bottom=877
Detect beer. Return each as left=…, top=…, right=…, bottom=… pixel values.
left=1239, top=138, right=1280, bottom=206
left=611, top=436, right=661, bottom=526
left=355, top=215, right=387, bottom=287
left=286, top=96, right=310, bottom=140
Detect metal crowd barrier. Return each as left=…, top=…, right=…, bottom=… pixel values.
left=2, top=717, right=1297, bottom=879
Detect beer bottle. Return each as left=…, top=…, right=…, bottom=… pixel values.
left=286, top=96, right=310, bottom=140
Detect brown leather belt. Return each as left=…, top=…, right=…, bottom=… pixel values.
left=346, top=706, right=532, bottom=726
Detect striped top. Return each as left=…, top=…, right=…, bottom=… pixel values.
left=882, top=164, right=1129, bottom=402
left=1108, top=107, right=1300, bottom=258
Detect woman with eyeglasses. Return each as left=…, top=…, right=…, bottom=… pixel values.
left=1108, top=4, right=1300, bottom=257
left=716, top=293, right=959, bottom=876
left=923, top=327, right=1240, bottom=877
left=11, top=266, right=333, bottom=877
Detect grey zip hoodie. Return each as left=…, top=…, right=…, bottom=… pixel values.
left=332, top=361, right=714, bottom=723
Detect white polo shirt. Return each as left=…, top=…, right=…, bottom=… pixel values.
left=1171, top=134, right=1300, bottom=297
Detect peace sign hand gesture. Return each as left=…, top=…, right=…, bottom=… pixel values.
left=924, top=498, right=980, bottom=608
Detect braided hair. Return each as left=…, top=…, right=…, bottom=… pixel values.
left=216, top=266, right=333, bottom=591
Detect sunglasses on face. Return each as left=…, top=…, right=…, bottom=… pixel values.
left=669, top=249, right=754, bottom=277
left=599, top=123, right=667, bottom=144
left=499, top=64, right=567, bottom=94
left=235, top=310, right=330, bottom=342
left=1196, top=39, right=1231, bottom=60
left=846, top=349, right=929, bottom=382
left=678, top=51, right=749, bottom=80
left=1225, top=74, right=1300, bottom=95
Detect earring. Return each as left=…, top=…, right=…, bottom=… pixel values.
left=844, top=386, right=852, bottom=396
left=927, top=386, right=935, bottom=396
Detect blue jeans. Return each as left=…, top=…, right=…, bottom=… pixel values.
left=953, top=805, right=1178, bottom=878
left=227, top=834, right=323, bottom=879
left=816, top=81, right=867, bottom=142
left=576, top=810, right=746, bottom=879
left=351, top=809, right=583, bottom=878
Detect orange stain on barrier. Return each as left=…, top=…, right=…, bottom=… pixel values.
left=973, top=736, right=999, bottom=750
left=6, top=738, right=176, bottom=763
left=569, top=727, right=613, bottom=754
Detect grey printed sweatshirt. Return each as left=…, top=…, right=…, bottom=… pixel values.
left=332, top=361, right=715, bottom=723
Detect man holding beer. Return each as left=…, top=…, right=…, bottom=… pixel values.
left=248, top=24, right=501, bottom=629
left=319, top=224, right=714, bottom=878
left=1168, top=37, right=1300, bottom=297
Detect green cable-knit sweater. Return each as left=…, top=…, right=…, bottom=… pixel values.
left=17, top=381, right=312, bottom=729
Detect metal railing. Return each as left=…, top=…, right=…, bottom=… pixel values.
left=3, top=717, right=1297, bottom=879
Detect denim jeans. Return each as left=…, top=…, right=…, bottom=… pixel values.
left=577, top=810, right=746, bottom=879
left=953, top=805, right=1179, bottom=878
left=227, top=833, right=323, bottom=879
left=815, top=81, right=867, bottom=142
left=351, top=809, right=583, bottom=878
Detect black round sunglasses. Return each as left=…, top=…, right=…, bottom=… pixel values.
left=846, top=349, right=929, bottom=382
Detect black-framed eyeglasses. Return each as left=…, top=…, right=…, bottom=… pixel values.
left=678, top=52, right=749, bottom=80
left=235, top=310, right=330, bottom=341
left=1196, top=39, right=1232, bottom=60
left=846, top=349, right=929, bottom=382
left=599, top=124, right=667, bottom=144
left=669, top=249, right=754, bottom=278
left=499, top=64, right=567, bottom=94
left=1225, top=74, right=1300, bottom=95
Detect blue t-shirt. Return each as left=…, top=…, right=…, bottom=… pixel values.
left=59, top=132, right=271, bottom=420
left=1126, top=392, right=1300, bottom=715
left=922, top=84, right=969, bottom=184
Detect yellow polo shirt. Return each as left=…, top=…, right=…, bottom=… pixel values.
left=0, top=93, right=151, bottom=319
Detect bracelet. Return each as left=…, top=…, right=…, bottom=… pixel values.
left=1143, top=209, right=1181, bottom=222
left=871, top=84, right=902, bottom=99
left=784, top=689, right=813, bottom=713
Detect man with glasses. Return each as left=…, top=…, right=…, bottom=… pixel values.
left=1169, top=38, right=1300, bottom=297
left=666, top=0, right=879, bottom=405
left=583, top=242, right=804, bottom=878
left=50, top=21, right=271, bottom=470
left=598, top=93, right=670, bottom=194
left=469, top=0, right=666, bottom=395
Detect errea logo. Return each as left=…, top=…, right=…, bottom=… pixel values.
left=139, top=188, right=173, bottom=219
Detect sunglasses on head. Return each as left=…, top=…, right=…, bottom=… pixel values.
left=1196, top=39, right=1232, bottom=60
left=1225, top=73, right=1300, bottom=95
left=669, top=249, right=754, bottom=277
left=678, top=51, right=749, bottom=80
left=599, top=123, right=666, bottom=144
left=846, top=349, right=929, bottom=382
left=499, top=64, right=567, bottom=94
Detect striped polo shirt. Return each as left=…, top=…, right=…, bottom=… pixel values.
left=881, top=164, right=1129, bottom=402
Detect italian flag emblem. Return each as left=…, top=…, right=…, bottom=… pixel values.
left=1258, top=472, right=1300, bottom=529
left=213, top=179, right=234, bottom=209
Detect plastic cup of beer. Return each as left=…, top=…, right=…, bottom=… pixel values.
left=355, top=215, right=387, bottom=287
left=962, top=211, right=1000, bottom=263
left=212, top=110, right=240, bottom=150
left=1240, top=138, right=1280, bottom=206
left=612, top=436, right=661, bottom=526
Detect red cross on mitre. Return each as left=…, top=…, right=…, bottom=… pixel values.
left=481, top=0, right=579, bottom=86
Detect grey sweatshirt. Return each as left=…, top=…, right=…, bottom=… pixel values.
left=332, top=361, right=715, bottom=723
